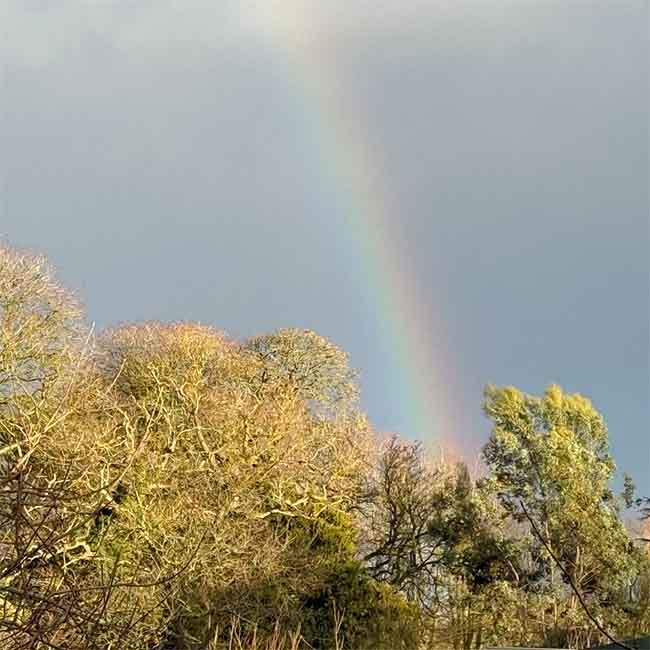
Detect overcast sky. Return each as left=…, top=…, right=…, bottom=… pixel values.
left=2, top=1, right=648, bottom=493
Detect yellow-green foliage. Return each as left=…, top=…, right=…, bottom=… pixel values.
left=0, top=276, right=384, bottom=649
left=1, top=244, right=647, bottom=650
left=482, top=384, right=640, bottom=648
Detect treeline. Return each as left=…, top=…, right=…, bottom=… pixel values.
left=0, top=243, right=648, bottom=650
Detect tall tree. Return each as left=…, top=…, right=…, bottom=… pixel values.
left=482, top=384, right=637, bottom=648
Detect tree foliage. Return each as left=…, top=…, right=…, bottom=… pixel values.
left=0, top=243, right=647, bottom=649
left=482, top=384, right=642, bottom=648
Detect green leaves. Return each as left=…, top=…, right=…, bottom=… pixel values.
left=482, top=384, right=639, bottom=646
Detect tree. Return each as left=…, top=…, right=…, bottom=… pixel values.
left=4, top=242, right=647, bottom=648
left=0, top=245, right=155, bottom=648
left=482, top=384, right=637, bottom=648
left=359, top=436, right=456, bottom=610
left=244, top=329, right=359, bottom=415
left=93, top=321, right=381, bottom=648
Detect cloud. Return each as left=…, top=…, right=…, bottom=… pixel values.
left=2, top=1, right=246, bottom=70
left=3, top=0, right=557, bottom=70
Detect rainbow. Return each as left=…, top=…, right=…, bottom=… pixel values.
left=257, top=5, right=464, bottom=452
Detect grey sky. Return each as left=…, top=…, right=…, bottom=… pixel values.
left=2, top=1, right=648, bottom=493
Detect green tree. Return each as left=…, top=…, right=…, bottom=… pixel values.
left=482, top=384, right=637, bottom=648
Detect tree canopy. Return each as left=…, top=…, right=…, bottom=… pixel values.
left=0, top=243, right=647, bottom=649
